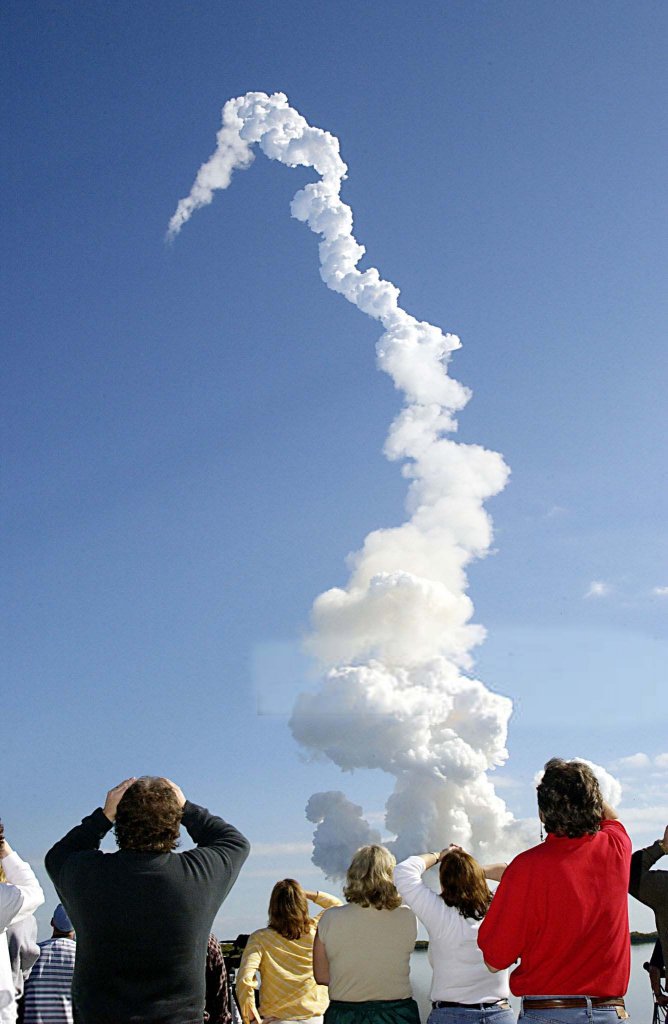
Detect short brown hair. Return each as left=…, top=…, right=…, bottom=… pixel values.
left=343, top=845, right=402, bottom=911
left=114, top=777, right=183, bottom=853
left=268, top=879, right=312, bottom=940
left=537, top=758, right=603, bottom=838
left=439, top=848, right=491, bottom=921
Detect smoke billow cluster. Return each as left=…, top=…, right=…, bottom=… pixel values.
left=169, top=92, right=531, bottom=873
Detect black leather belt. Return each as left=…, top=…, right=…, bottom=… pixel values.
left=522, top=998, right=626, bottom=1010
left=432, top=1000, right=511, bottom=1009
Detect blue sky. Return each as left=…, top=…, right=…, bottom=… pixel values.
left=2, top=1, right=666, bottom=938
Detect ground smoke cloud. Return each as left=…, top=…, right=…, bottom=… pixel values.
left=169, top=91, right=533, bottom=874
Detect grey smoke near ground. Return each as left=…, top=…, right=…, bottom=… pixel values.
left=169, top=92, right=619, bottom=876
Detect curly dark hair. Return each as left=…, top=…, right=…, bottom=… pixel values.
left=439, top=848, right=492, bottom=920
left=114, top=777, right=183, bottom=853
left=268, top=879, right=312, bottom=940
left=537, top=758, right=603, bottom=838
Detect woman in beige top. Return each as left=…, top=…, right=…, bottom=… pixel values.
left=313, top=846, right=419, bottom=1024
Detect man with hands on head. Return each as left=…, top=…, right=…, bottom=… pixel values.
left=46, top=776, right=250, bottom=1024
left=0, top=820, right=45, bottom=1024
left=629, top=823, right=668, bottom=1007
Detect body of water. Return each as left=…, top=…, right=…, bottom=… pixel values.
left=410, top=944, right=656, bottom=1023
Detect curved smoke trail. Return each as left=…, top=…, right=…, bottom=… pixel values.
left=169, top=91, right=531, bottom=873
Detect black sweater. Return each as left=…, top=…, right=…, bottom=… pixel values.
left=45, top=801, right=250, bottom=1024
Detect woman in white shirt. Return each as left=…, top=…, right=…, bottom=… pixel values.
left=394, top=847, right=512, bottom=1024
left=0, top=821, right=45, bottom=1024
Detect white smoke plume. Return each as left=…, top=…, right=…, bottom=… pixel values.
left=169, top=91, right=537, bottom=874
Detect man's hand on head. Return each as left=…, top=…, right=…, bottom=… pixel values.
left=163, top=779, right=186, bottom=808
left=0, top=838, right=13, bottom=860
left=103, top=779, right=137, bottom=823
left=660, top=824, right=668, bottom=855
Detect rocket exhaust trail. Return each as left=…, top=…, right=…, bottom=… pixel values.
left=169, top=91, right=541, bottom=873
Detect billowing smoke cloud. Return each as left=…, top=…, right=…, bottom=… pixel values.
left=305, top=792, right=382, bottom=880
left=169, top=92, right=541, bottom=873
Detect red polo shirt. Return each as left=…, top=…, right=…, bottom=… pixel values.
left=478, top=819, right=631, bottom=997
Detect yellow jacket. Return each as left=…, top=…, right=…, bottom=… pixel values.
left=236, top=892, right=341, bottom=1022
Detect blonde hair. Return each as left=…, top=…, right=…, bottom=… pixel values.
left=0, top=865, right=6, bottom=884
left=343, top=845, right=402, bottom=910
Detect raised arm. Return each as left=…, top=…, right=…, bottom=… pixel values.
left=0, top=841, right=45, bottom=929
left=180, top=800, right=250, bottom=902
left=45, top=810, right=113, bottom=890
left=602, top=801, right=620, bottom=821
left=629, top=825, right=668, bottom=907
left=394, top=852, right=451, bottom=933
left=482, top=863, right=508, bottom=883
left=304, top=889, right=343, bottom=912
left=44, top=778, right=135, bottom=891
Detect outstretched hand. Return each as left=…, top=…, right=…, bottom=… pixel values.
left=103, top=779, right=137, bottom=822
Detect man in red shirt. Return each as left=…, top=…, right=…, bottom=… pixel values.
left=478, top=758, right=631, bottom=1024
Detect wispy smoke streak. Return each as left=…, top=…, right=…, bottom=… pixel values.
left=169, top=91, right=530, bottom=872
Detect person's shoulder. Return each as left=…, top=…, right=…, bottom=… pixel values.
left=503, top=843, right=543, bottom=875
left=319, top=905, right=346, bottom=921
left=599, top=819, right=631, bottom=848
left=600, top=819, right=628, bottom=835
left=394, top=903, right=418, bottom=932
left=317, top=902, right=347, bottom=931
left=61, top=847, right=110, bottom=871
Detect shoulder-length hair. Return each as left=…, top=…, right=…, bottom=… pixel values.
left=343, top=845, right=402, bottom=911
left=439, top=847, right=492, bottom=921
left=268, top=879, right=312, bottom=940
left=537, top=758, right=603, bottom=838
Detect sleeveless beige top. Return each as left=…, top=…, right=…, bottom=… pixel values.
left=317, top=903, right=417, bottom=1001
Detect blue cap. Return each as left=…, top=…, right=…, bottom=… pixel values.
left=52, top=904, right=73, bottom=932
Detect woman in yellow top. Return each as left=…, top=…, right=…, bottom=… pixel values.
left=237, top=880, right=341, bottom=1024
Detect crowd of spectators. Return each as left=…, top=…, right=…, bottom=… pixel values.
left=0, top=763, right=666, bottom=1024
